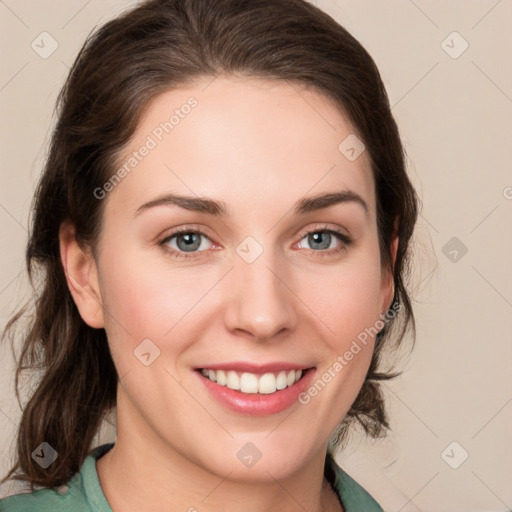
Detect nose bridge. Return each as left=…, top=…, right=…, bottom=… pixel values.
left=224, top=243, right=296, bottom=339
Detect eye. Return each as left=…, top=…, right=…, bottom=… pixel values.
left=159, top=227, right=214, bottom=260
left=159, top=224, right=351, bottom=261
left=295, top=226, right=350, bottom=256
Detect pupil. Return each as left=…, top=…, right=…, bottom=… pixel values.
left=178, top=232, right=200, bottom=252
left=310, top=231, right=330, bottom=250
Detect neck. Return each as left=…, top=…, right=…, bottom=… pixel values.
left=96, top=391, right=343, bottom=511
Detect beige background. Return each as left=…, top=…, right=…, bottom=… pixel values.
left=1, top=1, right=511, bottom=510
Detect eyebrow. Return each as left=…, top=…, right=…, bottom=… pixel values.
left=134, top=190, right=368, bottom=218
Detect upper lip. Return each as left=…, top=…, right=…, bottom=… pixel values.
left=195, top=362, right=314, bottom=374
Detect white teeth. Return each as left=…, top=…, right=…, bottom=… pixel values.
left=201, top=368, right=305, bottom=394
left=258, top=373, right=277, bottom=394
left=216, top=369, right=227, bottom=386
left=276, top=371, right=288, bottom=390
left=240, top=373, right=259, bottom=393
left=226, top=370, right=240, bottom=390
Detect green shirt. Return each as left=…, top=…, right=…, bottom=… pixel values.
left=0, top=444, right=383, bottom=511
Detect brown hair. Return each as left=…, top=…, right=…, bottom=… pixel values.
left=2, top=0, right=419, bottom=489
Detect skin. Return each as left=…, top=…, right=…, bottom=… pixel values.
left=60, top=76, right=397, bottom=512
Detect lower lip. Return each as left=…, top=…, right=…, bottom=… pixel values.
left=196, top=369, right=316, bottom=416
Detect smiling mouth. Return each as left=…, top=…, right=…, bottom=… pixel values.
left=198, top=368, right=310, bottom=395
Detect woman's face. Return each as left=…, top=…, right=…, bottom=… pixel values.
left=88, top=76, right=395, bottom=480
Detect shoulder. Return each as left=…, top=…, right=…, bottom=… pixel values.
left=326, top=451, right=383, bottom=511
left=0, top=444, right=114, bottom=512
left=0, top=485, right=76, bottom=512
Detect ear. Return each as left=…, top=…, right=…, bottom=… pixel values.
left=380, top=227, right=399, bottom=314
left=59, top=220, right=105, bottom=329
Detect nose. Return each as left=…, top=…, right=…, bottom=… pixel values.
left=223, top=252, right=297, bottom=341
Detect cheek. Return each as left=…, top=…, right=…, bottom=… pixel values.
left=97, top=246, right=214, bottom=358
left=295, top=261, right=384, bottom=433
left=302, top=256, right=385, bottom=350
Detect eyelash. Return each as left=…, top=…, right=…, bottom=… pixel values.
left=158, top=224, right=351, bottom=261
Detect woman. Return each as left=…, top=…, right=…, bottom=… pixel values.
left=0, top=0, right=419, bottom=510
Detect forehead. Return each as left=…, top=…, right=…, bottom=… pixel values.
left=107, top=76, right=375, bottom=221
